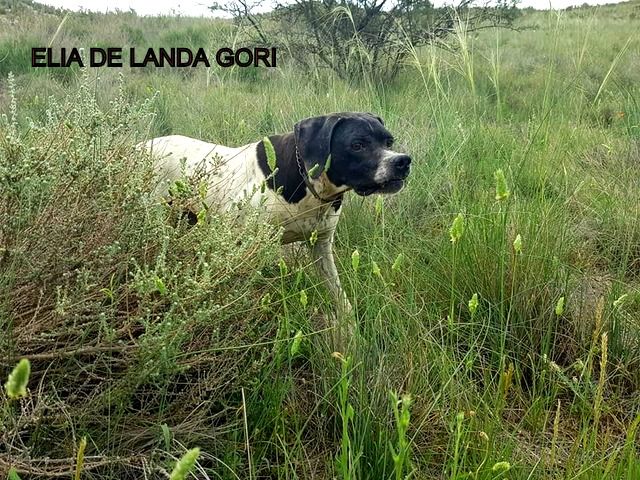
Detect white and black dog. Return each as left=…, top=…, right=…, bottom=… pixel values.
left=143, top=112, right=411, bottom=318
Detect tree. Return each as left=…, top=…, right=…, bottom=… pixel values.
left=210, top=0, right=519, bottom=81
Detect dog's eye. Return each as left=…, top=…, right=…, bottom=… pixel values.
left=386, top=138, right=394, bottom=148
left=351, top=142, right=364, bottom=151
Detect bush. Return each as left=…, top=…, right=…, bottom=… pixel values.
left=212, top=0, right=520, bottom=82
left=0, top=71, right=282, bottom=477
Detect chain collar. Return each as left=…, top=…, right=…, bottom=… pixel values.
left=293, top=137, right=346, bottom=204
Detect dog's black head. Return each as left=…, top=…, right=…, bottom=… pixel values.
left=294, top=112, right=411, bottom=196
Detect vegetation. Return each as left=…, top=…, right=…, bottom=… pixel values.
left=1, top=0, right=640, bottom=478
left=211, top=0, right=520, bottom=80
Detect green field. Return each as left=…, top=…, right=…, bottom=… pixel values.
left=1, top=0, right=639, bottom=478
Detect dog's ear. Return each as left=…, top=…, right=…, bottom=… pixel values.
left=294, top=115, right=344, bottom=179
left=367, top=113, right=384, bottom=126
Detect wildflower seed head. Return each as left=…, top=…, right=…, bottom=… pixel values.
left=391, top=252, right=404, bottom=273
left=371, top=261, right=381, bottom=277
left=299, top=289, right=308, bottom=309
left=4, top=358, right=31, bottom=400
left=290, top=330, right=303, bottom=357
left=468, top=293, right=479, bottom=315
left=279, top=258, right=288, bottom=276
left=169, top=448, right=200, bottom=480
left=449, top=213, right=465, bottom=243
left=307, top=163, right=321, bottom=178
left=351, top=249, right=360, bottom=271
left=494, top=169, right=510, bottom=201
left=555, top=296, right=565, bottom=316
left=492, top=461, right=511, bottom=472
left=263, top=136, right=277, bottom=172
left=513, top=234, right=523, bottom=254
left=398, top=395, right=412, bottom=427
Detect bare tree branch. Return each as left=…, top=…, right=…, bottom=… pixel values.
left=210, top=0, right=520, bottom=81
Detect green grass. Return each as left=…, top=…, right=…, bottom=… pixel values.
left=1, top=1, right=640, bottom=479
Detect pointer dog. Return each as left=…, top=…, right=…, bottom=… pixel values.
left=143, top=112, right=411, bottom=319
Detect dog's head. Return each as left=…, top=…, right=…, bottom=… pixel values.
left=294, top=112, right=411, bottom=196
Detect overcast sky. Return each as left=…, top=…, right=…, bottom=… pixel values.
left=38, top=0, right=625, bottom=17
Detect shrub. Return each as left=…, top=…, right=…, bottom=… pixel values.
left=212, top=0, right=520, bottom=81
left=0, top=71, right=281, bottom=476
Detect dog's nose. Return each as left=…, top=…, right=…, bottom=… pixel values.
left=392, top=154, right=412, bottom=170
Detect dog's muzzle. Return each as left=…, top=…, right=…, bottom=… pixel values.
left=354, top=154, right=411, bottom=196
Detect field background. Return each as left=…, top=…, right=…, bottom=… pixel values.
left=1, top=0, right=639, bottom=478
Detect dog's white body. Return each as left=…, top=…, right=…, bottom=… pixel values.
left=144, top=135, right=346, bottom=242
left=146, top=135, right=263, bottom=207
left=143, top=134, right=350, bottom=309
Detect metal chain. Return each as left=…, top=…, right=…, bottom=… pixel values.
left=294, top=137, right=335, bottom=203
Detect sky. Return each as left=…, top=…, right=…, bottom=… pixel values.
left=38, top=0, right=626, bottom=17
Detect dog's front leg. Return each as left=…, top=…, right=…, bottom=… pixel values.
left=310, top=236, right=355, bottom=349
left=311, top=236, right=351, bottom=313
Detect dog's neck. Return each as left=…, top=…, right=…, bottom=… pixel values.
left=291, top=133, right=350, bottom=203
left=313, top=172, right=350, bottom=201
left=257, top=132, right=349, bottom=206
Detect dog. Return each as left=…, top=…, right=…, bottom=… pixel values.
left=142, top=112, right=411, bottom=323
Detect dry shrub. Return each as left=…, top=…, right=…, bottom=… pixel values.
left=0, top=72, right=281, bottom=478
